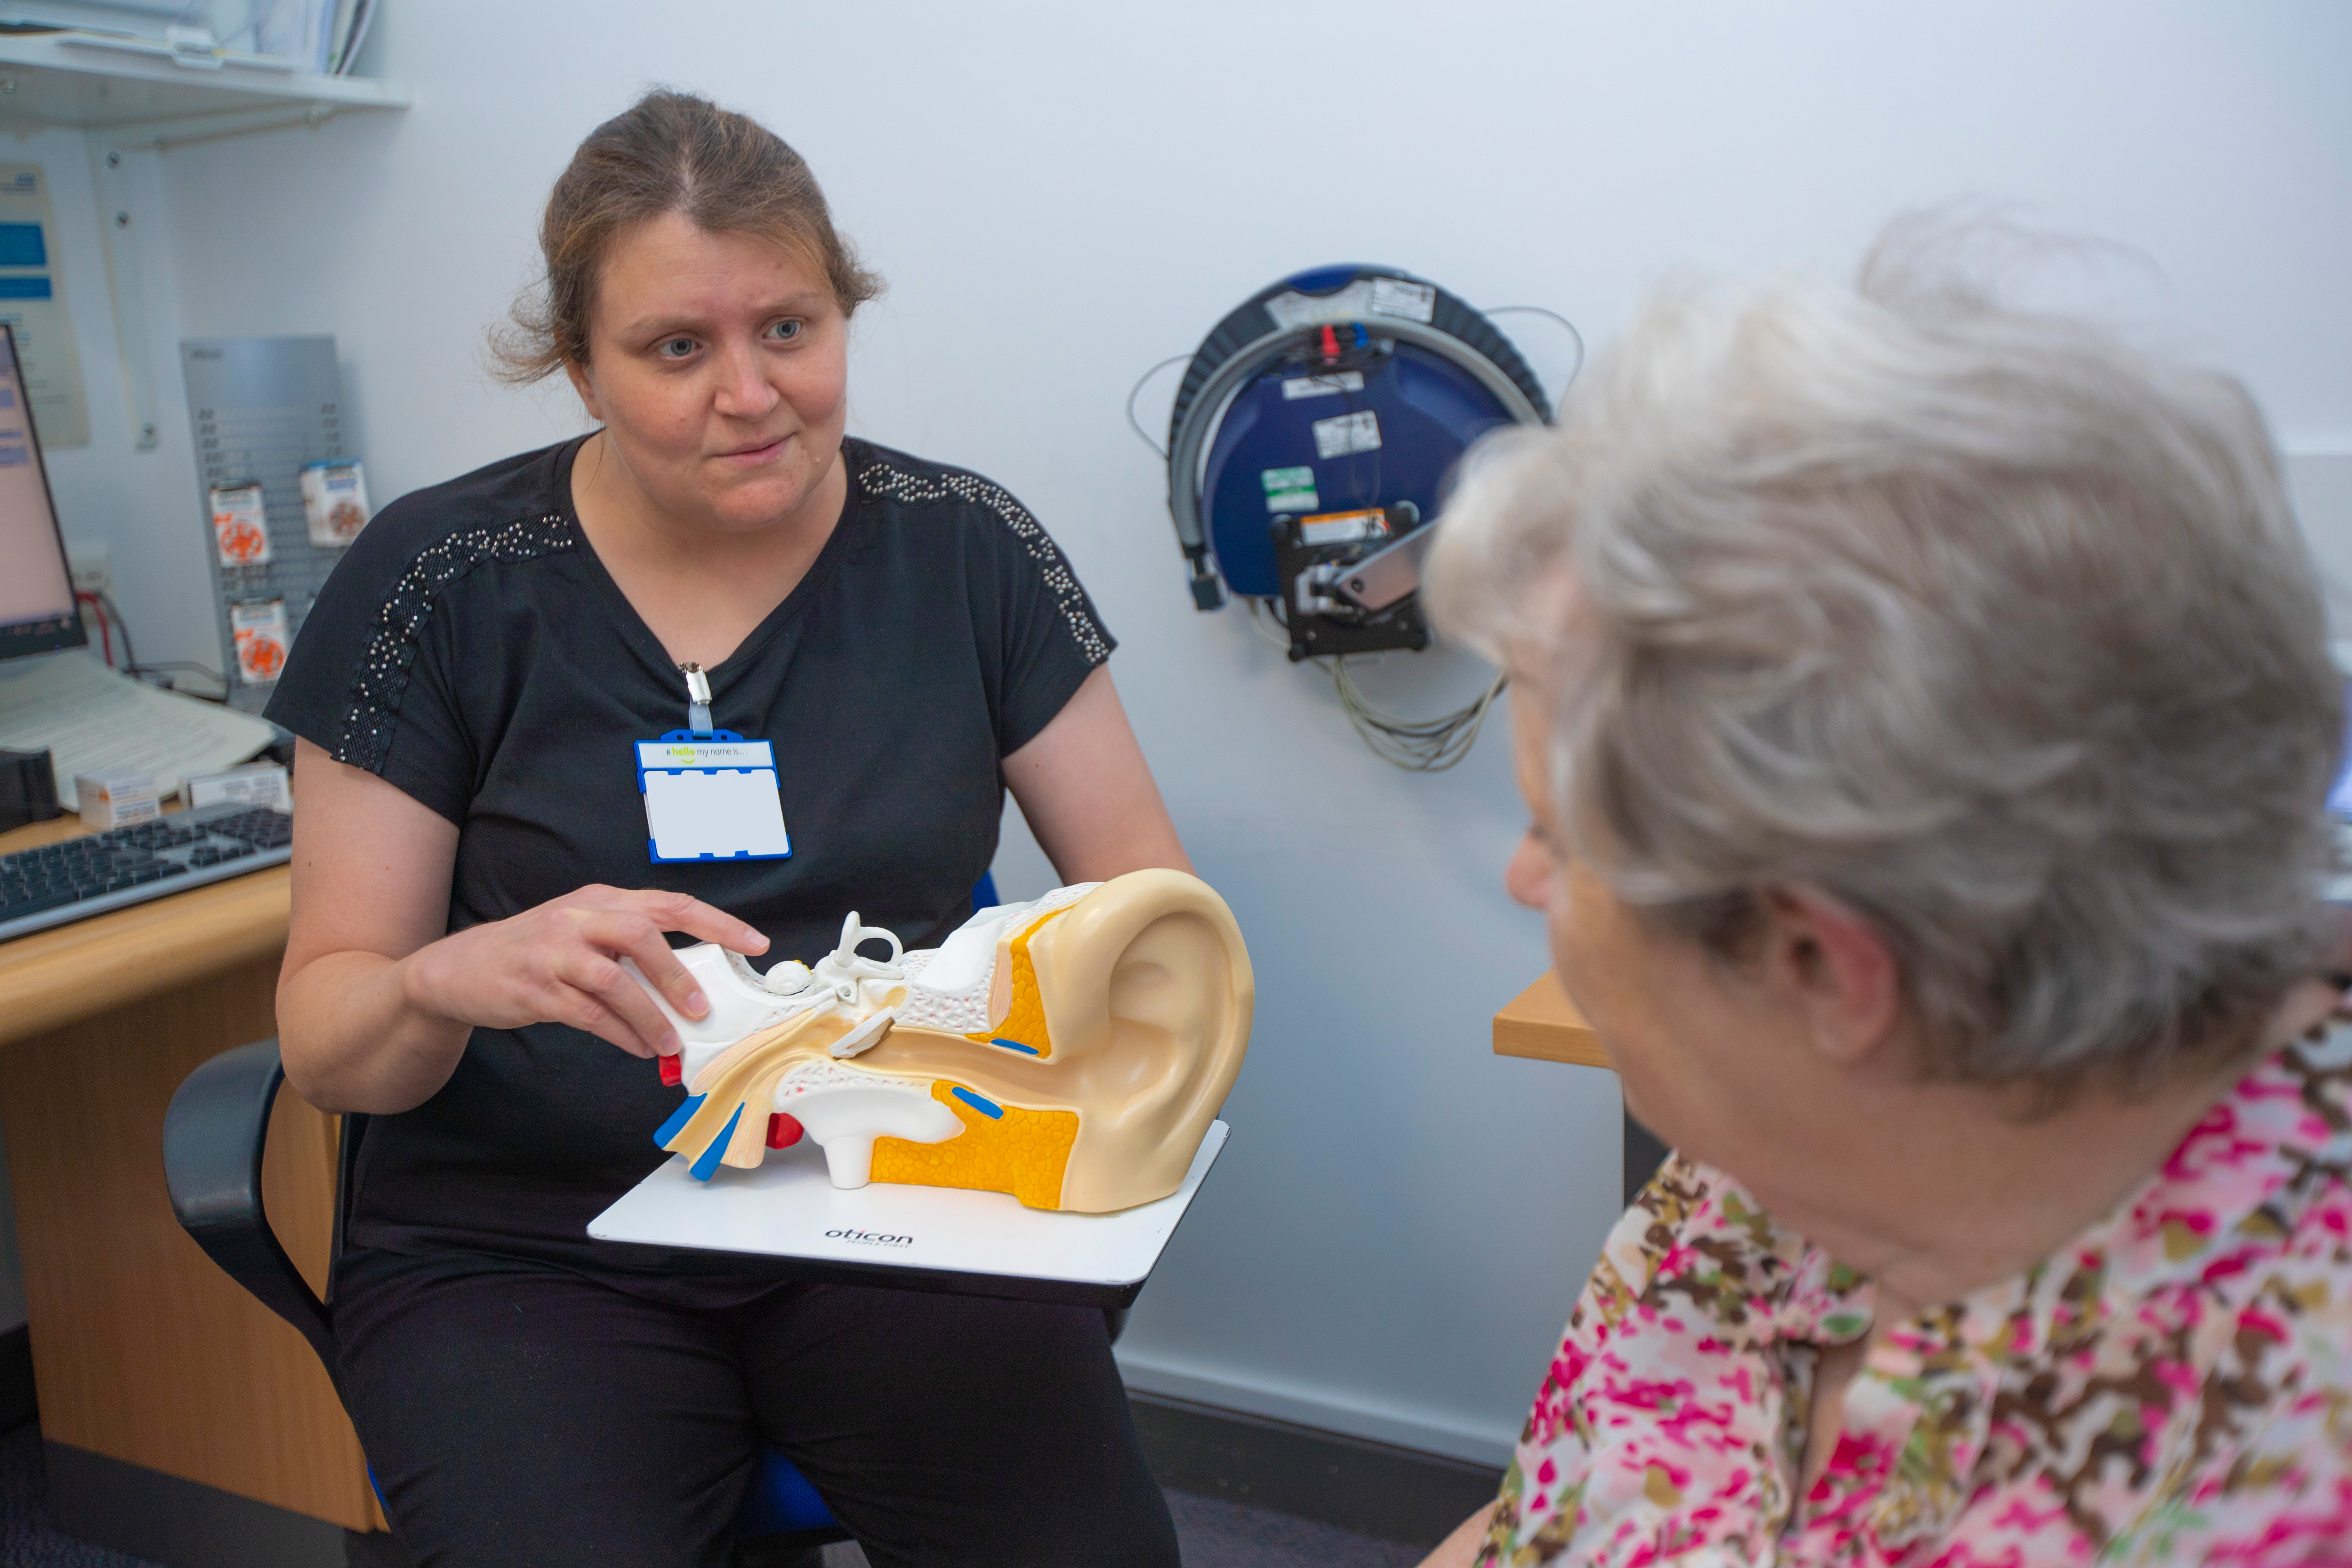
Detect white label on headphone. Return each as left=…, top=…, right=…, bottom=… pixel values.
left=1369, top=278, right=1436, bottom=322
left=1312, top=410, right=1382, bottom=459
left=1282, top=371, right=1365, bottom=400
left=1264, top=281, right=1375, bottom=330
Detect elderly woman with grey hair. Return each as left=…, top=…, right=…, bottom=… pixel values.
left=1414, top=245, right=2352, bottom=1567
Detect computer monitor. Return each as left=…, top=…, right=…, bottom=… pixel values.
left=0, top=321, right=85, bottom=663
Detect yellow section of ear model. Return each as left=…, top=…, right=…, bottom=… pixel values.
left=966, top=905, right=1071, bottom=1059
left=869, top=1082, right=1078, bottom=1210
left=851, top=869, right=1253, bottom=1213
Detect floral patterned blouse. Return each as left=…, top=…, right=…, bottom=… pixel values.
left=1481, top=1035, right=2352, bottom=1566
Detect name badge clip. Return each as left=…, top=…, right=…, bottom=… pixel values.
left=681, top=662, right=714, bottom=736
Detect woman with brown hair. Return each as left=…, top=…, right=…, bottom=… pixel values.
left=265, top=90, right=1188, bottom=1566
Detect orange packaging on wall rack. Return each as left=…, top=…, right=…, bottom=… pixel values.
left=229, top=598, right=288, bottom=686
left=208, top=481, right=271, bottom=567
left=299, top=459, right=370, bottom=547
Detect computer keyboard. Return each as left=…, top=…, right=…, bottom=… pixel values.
left=0, top=802, right=293, bottom=944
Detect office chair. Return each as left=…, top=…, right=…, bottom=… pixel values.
left=162, top=1036, right=851, bottom=1561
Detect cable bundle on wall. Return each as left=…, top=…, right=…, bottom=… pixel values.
left=1330, top=659, right=1505, bottom=773
left=1243, top=595, right=1508, bottom=772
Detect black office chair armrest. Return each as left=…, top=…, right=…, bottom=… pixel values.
left=162, top=1038, right=337, bottom=1370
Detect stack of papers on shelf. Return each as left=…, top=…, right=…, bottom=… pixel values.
left=30, top=0, right=377, bottom=76
left=0, top=652, right=276, bottom=810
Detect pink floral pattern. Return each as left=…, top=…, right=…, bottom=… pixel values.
left=1481, top=1036, right=2352, bottom=1565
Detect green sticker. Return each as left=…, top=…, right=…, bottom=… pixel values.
left=1262, top=466, right=1319, bottom=514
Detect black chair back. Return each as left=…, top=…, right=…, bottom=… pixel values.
left=161, top=1038, right=337, bottom=1369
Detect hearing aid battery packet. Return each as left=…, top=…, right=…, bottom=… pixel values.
left=208, top=481, right=271, bottom=567
left=300, top=459, right=371, bottom=547
left=230, top=598, right=290, bottom=685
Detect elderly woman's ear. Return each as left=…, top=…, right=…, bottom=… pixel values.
left=1752, top=887, right=1904, bottom=1069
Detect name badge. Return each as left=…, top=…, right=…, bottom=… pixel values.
left=635, top=731, right=792, bottom=864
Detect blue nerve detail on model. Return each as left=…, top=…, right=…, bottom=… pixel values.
left=654, top=1093, right=707, bottom=1147
left=951, top=1087, right=1004, bottom=1119
left=688, top=1106, right=744, bottom=1181
left=651, top=1092, right=746, bottom=1185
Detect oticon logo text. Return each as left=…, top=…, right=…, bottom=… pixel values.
left=826, top=1228, right=913, bottom=1248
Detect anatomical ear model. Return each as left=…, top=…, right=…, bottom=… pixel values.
left=625, top=871, right=1253, bottom=1213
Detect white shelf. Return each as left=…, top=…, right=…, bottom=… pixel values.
left=0, top=32, right=406, bottom=144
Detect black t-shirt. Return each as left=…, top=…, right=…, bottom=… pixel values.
left=266, top=435, right=1113, bottom=1291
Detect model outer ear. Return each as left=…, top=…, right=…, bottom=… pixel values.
left=842, top=870, right=1254, bottom=1211
left=1028, top=869, right=1254, bottom=1212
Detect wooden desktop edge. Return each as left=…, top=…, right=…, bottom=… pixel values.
left=1493, top=970, right=1612, bottom=1071
left=0, top=813, right=292, bottom=1048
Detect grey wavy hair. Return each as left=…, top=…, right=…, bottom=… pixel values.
left=1425, top=234, right=2343, bottom=1087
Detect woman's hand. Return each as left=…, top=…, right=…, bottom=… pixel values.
left=276, top=741, right=768, bottom=1114
left=402, top=885, right=767, bottom=1059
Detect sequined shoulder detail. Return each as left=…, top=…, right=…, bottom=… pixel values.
left=332, top=511, right=577, bottom=772
left=854, top=456, right=1111, bottom=667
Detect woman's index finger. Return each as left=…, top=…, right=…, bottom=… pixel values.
left=639, top=889, right=769, bottom=954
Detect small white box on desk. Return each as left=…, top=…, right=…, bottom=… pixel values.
left=75, top=768, right=158, bottom=830
left=184, top=762, right=289, bottom=812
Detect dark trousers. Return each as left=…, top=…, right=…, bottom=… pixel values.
left=333, top=1247, right=1180, bottom=1568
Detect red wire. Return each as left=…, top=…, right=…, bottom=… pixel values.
left=74, top=591, right=114, bottom=667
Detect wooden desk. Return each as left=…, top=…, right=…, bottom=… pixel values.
left=1492, top=971, right=1669, bottom=1203
left=0, top=813, right=380, bottom=1533
left=1491, top=971, right=1608, bottom=1069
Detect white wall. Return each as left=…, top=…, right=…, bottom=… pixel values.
left=36, top=0, right=2349, bottom=1459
